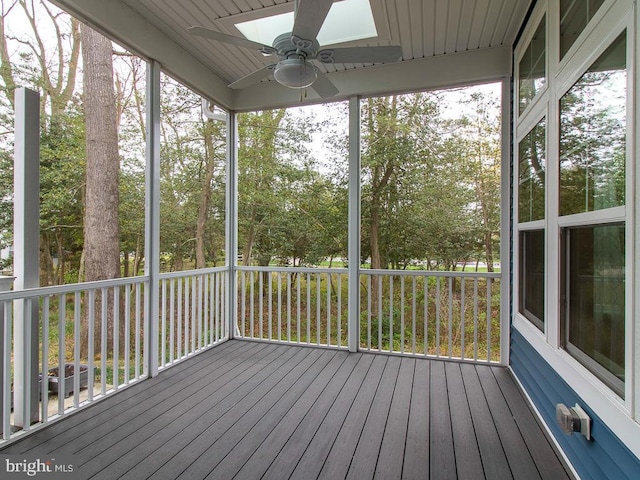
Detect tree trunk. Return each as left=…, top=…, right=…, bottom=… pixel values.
left=133, top=235, right=143, bottom=275
left=56, top=230, right=65, bottom=285
left=242, top=207, right=258, bottom=266
left=39, top=235, right=54, bottom=286
left=370, top=195, right=382, bottom=270
left=81, top=24, right=121, bottom=358
left=195, top=119, right=217, bottom=269
left=123, top=251, right=129, bottom=277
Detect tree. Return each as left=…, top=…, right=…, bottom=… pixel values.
left=81, top=23, right=120, bottom=354
left=454, top=91, right=502, bottom=271
left=361, top=94, right=443, bottom=269
left=0, top=0, right=83, bottom=285
left=195, top=117, right=226, bottom=268
left=157, top=76, right=227, bottom=271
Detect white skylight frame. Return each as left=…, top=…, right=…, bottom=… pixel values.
left=234, top=0, right=378, bottom=47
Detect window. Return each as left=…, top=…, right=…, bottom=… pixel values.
left=518, top=15, right=546, bottom=115
left=560, top=0, right=606, bottom=60
left=563, top=224, right=625, bottom=397
left=520, top=230, right=545, bottom=330
left=559, top=31, right=628, bottom=398
left=518, top=119, right=546, bottom=223
left=559, top=33, right=626, bottom=216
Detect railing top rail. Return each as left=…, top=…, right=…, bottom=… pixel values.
left=159, top=266, right=229, bottom=280
left=236, top=266, right=348, bottom=275
left=363, top=268, right=502, bottom=279
left=0, top=275, right=149, bottom=301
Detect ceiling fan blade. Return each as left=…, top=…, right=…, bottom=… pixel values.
left=318, top=46, right=403, bottom=65
left=228, top=65, right=276, bottom=89
left=188, top=26, right=275, bottom=53
left=310, top=69, right=339, bottom=98
left=291, top=0, right=333, bottom=44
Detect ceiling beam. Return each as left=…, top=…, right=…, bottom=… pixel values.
left=51, top=0, right=233, bottom=110
left=231, top=45, right=512, bottom=111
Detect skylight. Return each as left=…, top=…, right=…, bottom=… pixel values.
left=235, top=0, right=377, bottom=47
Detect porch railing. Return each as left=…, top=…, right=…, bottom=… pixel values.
left=158, top=267, right=229, bottom=369
left=1, top=265, right=499, bottom=443
left=0, top=268, right=229, bottom=443
left=361, top=269, right=501, bottom=362
left=236, top=266, right=348, bottom=348
left=235, top=267, right=501, bottom=363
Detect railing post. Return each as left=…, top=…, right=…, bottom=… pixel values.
left=348, top=96, right=361, bottom=352
left=146, top=61, right=161, bottom=377
left=13, top=87, right=40, bottom=427
left=0, top=276, right=14, bottom=437
left=226, top=110, right=238, bottom=339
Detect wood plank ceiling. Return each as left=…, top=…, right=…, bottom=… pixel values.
left=54, top=0, right=533, bottom=110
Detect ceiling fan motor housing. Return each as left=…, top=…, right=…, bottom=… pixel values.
left=273, top=32, right=319, bottom=59
left=271, top=32, right=319, bottom=89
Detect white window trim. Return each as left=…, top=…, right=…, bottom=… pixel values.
left=515, top=4, right=549, bottom=120
left=514, top=106, right=548, bottom=333
left=557, top=0, right=619, bottom=75
left=513, top=0, right=639, bottom=445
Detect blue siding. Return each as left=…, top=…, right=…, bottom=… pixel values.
left=510, top=328, right=640, bottom=480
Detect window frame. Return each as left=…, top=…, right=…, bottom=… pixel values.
left=561, top=222, right=626, bottom=397
left=555, top=22, right=633, bottom=402
left=519, top=229, right=545, bottom=331
left=515, top=7, right=549, bottom=120
left=513, top=0, right=637, bottom=441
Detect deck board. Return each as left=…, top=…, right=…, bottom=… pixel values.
left=311, top=353, right=388, bottom=480
left=475, top=366, right=541, bottom=480
left=86, top=343, right=305, bottom=478
left=0, top=340, right=573, bottom=480
left=345, top=355, right=401, bottom=480
left=256, top=352, right=375, bottom=480
left=374, top=357, right=414, bottom=480
left=429, top=360, right=457, bottom=480
left=446, top=362, right=484, bottom=480
left=402, top=358, right=430, bottom=480
left=460, top=362, right=513, bottom=480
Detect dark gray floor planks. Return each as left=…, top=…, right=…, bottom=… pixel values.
left=402, top=357, right=430, bottom=480
left=0, top=340, right=573, bottom=480
left=429, top=360, right=457, bottom=480
left=445, top=361, right=485, bottom=480
left=256, top=353, right=375, bottom=480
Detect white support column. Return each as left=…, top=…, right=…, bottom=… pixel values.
left=348, top=96, right=361, bottom=353
left=13, top=87, right=40, bottom=426
left=500, top=77, right=512, bottom=366
left=226, top=111, right=238, bottom=339
left=146, top=61, right=161, bottom=377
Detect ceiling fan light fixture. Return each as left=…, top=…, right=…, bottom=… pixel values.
left=274, top=58, right=317, bottom=89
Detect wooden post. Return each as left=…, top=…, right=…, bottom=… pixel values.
left=146, top=61, right=161, bottom=377
left=226, top=111, right=238, bottom=339
left=348, top=96, right=361, bottom=352
left=13, top=87, right=40, bottom=427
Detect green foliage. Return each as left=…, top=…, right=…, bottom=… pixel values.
left=158, top=76, right=227, bottom=271
left=237, top=107, right=345, bottom=267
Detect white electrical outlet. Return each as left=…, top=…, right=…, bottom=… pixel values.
left=555, top=403, right=591, bottom=440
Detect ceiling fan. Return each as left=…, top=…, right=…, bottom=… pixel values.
left=188, top=0, right=403, bottom=98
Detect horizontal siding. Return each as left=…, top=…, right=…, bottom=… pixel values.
left=510, top=328, right=640, bottom=480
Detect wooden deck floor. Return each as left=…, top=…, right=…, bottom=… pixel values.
left=1, top=340, right=573, bottom=479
